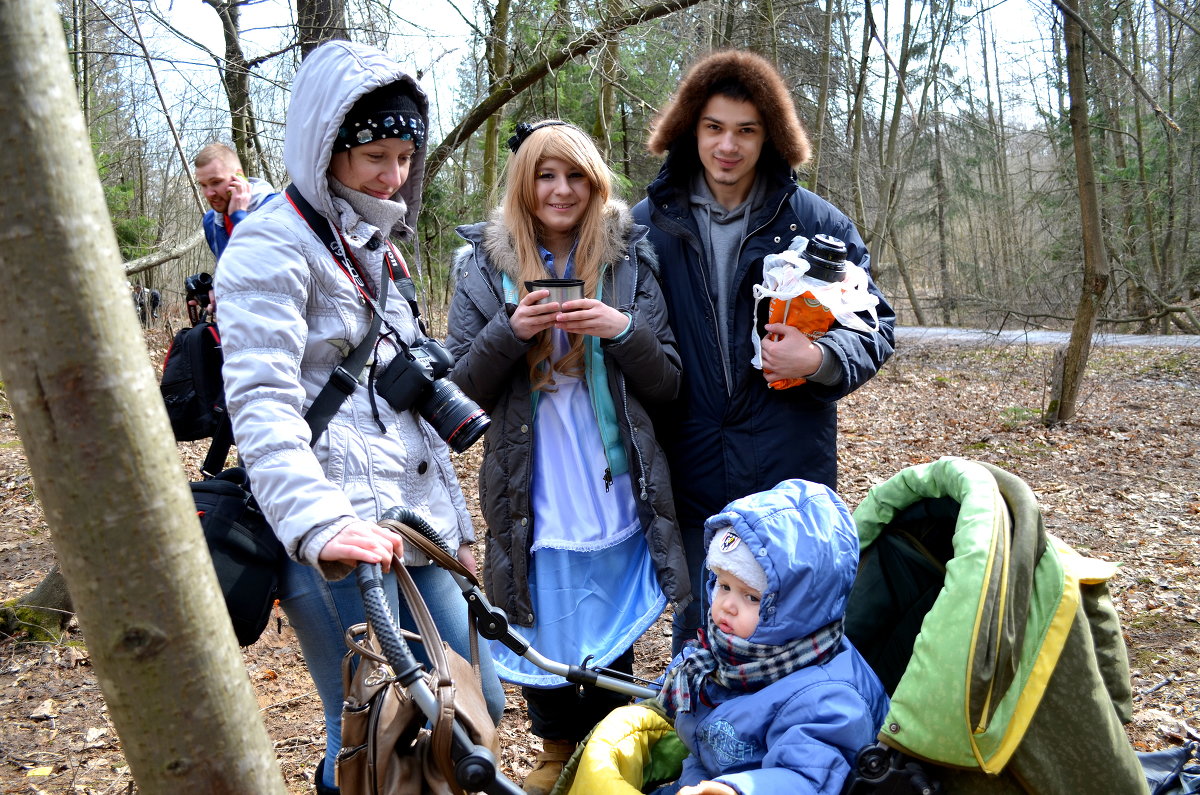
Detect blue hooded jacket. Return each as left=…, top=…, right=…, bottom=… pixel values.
left=202, top=176, right=278, bottom=260
left=668, top=479, right=889, bottom=794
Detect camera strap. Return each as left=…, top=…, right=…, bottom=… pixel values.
left=272, top=186, right=393, bottom=440
left=200, top=187, right=400, bottom=475
left=284, top=184, right=421, bottom=328
left=200, top=267, right=385, bottom=475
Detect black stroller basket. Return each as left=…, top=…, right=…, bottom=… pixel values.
left=354, top=561, right=523, bottom=795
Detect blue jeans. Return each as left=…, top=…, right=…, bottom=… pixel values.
left=670, top=526, right=709, bottom=657
left=280, top=558, right=505, bottom=790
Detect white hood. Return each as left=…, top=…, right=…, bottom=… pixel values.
left=284, top=40, right=428, bottom=235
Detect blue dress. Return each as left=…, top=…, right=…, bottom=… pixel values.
left=488, top=251, right=666, bottom=687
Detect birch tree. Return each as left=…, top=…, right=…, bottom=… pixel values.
left=0, top=3, right=284, bottom=790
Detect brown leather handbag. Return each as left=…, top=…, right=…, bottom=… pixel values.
left=335, top=545, right=499, bottom=795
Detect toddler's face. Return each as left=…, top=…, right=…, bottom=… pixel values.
left=710, top=570, right=761, bottom=639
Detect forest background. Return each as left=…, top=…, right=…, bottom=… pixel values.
left=0, top=0, right=1196, bottom=790
left=89, top=0, right=1198, bottom=342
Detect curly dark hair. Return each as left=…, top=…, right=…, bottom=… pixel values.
left=646, top=50, right=810, bottom=168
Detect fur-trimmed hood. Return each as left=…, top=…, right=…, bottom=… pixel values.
left=646, top=50, right=810, bottom=168
left=472, top=199, right=637, bottom=282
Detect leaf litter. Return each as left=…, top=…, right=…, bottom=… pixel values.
left=0, top=332, right=1195, bottom=791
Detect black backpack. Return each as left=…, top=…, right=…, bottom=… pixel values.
left=190, top=467, right=284, bottom=646
left=161, top=321, right=226, bottom=442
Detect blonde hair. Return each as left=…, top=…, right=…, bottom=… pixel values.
left=500, top=122, right=614, bottom=391
left=193, top=142, right=242, bottom=171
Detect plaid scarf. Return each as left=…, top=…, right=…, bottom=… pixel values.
left=659, top=616, right=844, bottom=719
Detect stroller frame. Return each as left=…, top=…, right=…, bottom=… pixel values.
left=380, top=509, right=659, bottom=701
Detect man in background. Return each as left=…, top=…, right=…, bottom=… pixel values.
left=191, top=144, right=277, bottom=319
left=193, top=143, right=276, bottom=261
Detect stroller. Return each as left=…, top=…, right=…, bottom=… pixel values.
left=840, top=456, right=1146, bottom=793
left=353, top=458, right=1149, bottom=793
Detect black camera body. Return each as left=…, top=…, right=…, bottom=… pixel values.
left=185, top=272, right=214, bottom=308
left=375, top=338, right=489, bottom=454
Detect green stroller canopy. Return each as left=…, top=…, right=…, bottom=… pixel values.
left=848, top=457, right=1145, bottom=791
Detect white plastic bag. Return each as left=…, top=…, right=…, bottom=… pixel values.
left=750, top=236, right=880, bottom=371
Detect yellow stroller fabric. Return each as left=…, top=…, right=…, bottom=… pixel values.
left=554, top=703, right=687, bottom=795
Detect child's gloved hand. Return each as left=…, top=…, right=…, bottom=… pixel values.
left=678, top=782, right=737, bottom=795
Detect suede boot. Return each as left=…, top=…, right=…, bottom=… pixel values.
left=314, top=757, right=340, bottom=795
left=522, top=739, right=576, bottom=795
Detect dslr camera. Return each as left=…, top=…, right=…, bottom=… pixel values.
left=185, top=272, right=214, bottom=308
left=375, top=338, right=490, bottom=454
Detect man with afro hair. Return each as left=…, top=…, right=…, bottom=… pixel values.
left=632, top=50, right=896, bottom=656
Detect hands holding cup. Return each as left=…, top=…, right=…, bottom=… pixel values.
left=510, top=279, right=629, bottom=340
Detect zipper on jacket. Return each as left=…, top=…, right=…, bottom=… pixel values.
left=622, top=379, right=650, bottom=502
left=651, top=204, right=732, bottom=395
left=618, top=251, right=651, bottom=503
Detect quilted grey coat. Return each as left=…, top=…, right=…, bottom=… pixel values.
left=445, top=203, right=692, bottom=626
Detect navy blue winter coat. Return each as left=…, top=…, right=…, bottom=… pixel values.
left=632, top=147, right=896, bottom=532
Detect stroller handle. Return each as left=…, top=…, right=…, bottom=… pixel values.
left=380, top=507, right=660, bottom=701
left=355, top=563, right=523, bottom=795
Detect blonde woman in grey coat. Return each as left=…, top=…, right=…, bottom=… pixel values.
left=446, top=121, right=690, bottom=794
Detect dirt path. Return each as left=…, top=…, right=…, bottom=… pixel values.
left=0, top=335, right=1197, bottom=793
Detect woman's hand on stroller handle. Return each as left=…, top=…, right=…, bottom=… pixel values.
left=319, top=519, right=405, bottom=570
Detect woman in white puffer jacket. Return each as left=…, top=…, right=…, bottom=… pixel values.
left=215, top=40, right=503, bottom=793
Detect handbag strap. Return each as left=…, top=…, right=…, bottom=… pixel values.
left=378, top=519, right=479, bottom=588
left=379, top=519, right=483, bottom=679
left=390, top=555, right=464, bottom=794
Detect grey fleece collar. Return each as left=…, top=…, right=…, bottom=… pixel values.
left=328, top=175, right=411, bottom=240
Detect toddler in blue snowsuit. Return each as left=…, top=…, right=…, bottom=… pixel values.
left=656, top=479, right=889, bottom=795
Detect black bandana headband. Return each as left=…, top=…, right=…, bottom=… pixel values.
left=337, top=82, right=426, bottom=151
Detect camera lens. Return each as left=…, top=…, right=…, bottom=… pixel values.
left=419, top=380, right=490, bottom=454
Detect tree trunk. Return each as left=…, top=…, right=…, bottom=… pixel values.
left=933, top=83, right=954, bottom=326
left=482, top=0, right=511, bottom=203
left=0, top=4, right=285, bottom=791
left=592, top=0, right=621, bottom=161
left=204, top=0, right=271, bottom=182
left=806, top=0, right=835, bottom=193
left=0, top=564, right=73, bottom=641
left=297, top=0, right=348, bottom=58
left=1046, top=0, right=1110, bottom=425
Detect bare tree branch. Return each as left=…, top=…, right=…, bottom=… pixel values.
left=423, top=0, right=705, bottom=184
left=1050, top=0, right=1182, bottom=132
left=1153, top=0, right=1200, bottom=38
left=123, top=230, right=205, bottom=275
